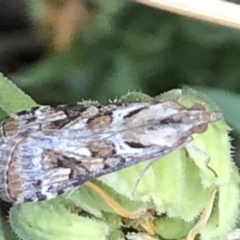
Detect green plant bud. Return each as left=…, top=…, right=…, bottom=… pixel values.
left=69, top=181, right=146, bottom=217
left=6, top=89, right=239, bottom=240
left=152, top=149, right=212, bottom=222
left=9, top=200, right=109, bottom=240
left=98, top=89, right=240, bottom=239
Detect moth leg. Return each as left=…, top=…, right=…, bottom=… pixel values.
left=131, top=160, right=155, bottom=200
left=185, top=143, right=218, bottom=177
left=85, top=182, right=156, bottom=235
left=185, top=188, right=218, bottom=240
left=131, top=136, right=195, bottom=199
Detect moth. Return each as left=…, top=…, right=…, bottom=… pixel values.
left=0, top=97, right=222, bottom=203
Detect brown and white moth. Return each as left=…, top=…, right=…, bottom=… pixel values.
left=0, top=98, right=222, bottom=203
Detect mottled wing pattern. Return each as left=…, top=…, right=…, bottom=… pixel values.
left=0, top=102, right=221, bottom=203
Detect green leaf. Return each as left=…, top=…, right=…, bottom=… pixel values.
left=0, top=73, right=36, bottom=115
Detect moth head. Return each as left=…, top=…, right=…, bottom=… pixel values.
left=189, top=103, right=222, bottom=134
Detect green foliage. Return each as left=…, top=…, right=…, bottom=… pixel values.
left=9, top=200, right=110, bottom=240
left=3, top=88, right=237, bottom=240
left=0, top=73, right=36, bottom=116
left=0, top=73, right=238, bottom=239
left=1, top=1, right=240, bottom=239
left=15, top=2, right=240, bottom=100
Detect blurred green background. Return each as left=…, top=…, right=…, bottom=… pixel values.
left=0, top=0, right=239, bottom=102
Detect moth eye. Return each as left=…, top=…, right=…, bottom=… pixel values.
left=193, top=123, right=208, bottom=133
left=190, top=103, right=206, bottom=111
